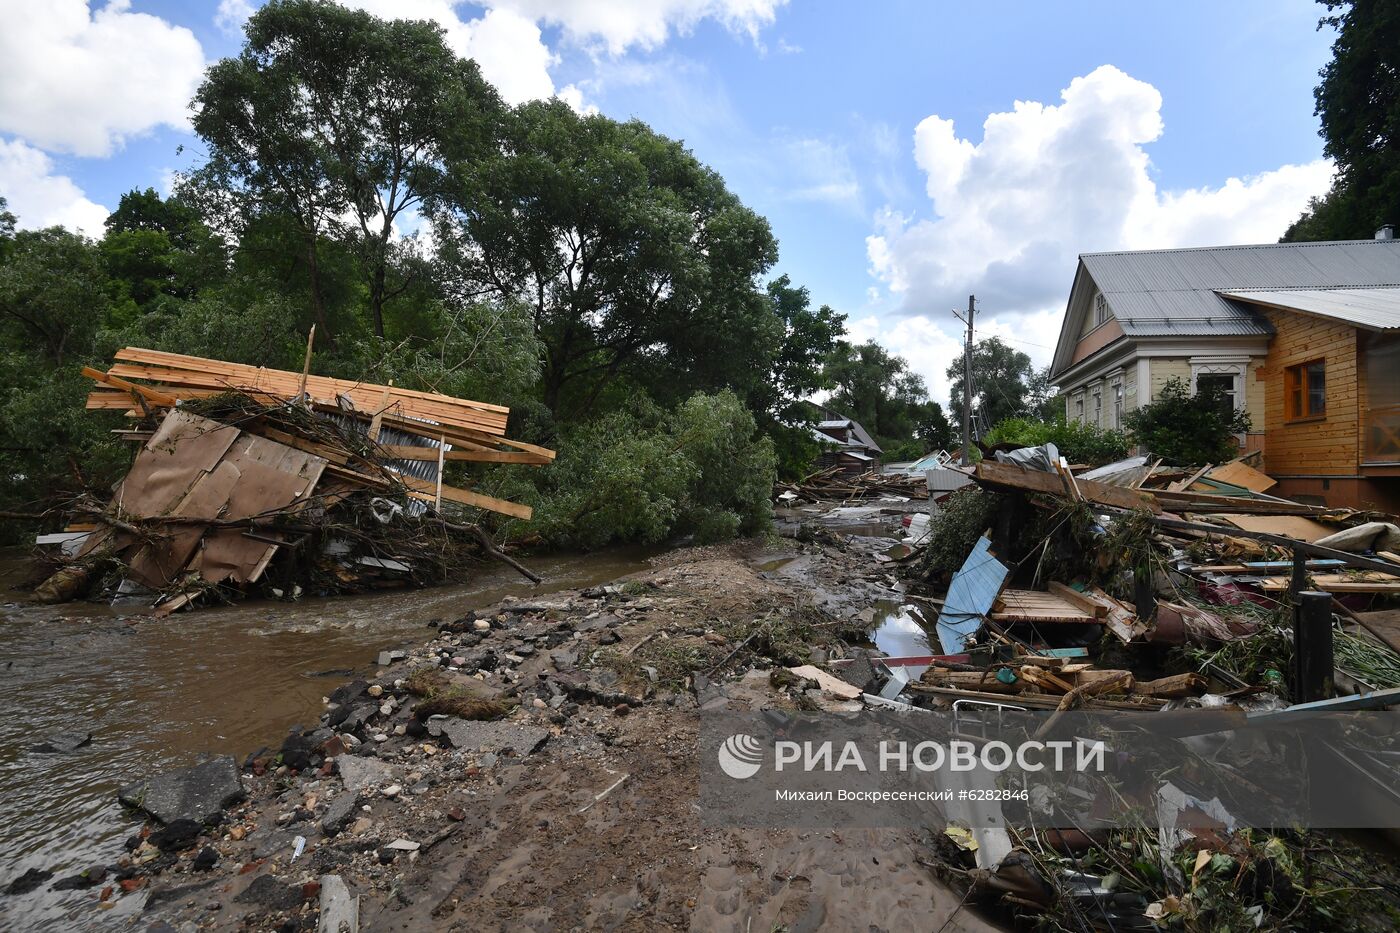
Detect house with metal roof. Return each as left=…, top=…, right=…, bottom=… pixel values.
left=810, top=409, right=883, bottom=478
left=1049, top=235, right=1400, bottom=509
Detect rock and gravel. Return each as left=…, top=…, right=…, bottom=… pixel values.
left=19, top=533, right=993, bottom=931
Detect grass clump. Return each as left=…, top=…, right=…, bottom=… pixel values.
left=404, top=664, right=511, bottom=721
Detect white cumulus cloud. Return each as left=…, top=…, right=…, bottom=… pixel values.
left=215, top=0, right=255, bottom=36
left=491, top=0, right=788, bottom=55
left=0, top=138, right=109, bottom=234
left=863, top=65, right=1334, bottom=401
left=0, top=0, right=205, bottom=157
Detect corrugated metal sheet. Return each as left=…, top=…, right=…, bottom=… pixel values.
left=1218, top=286, right=1400, bottom=331
left=936, top=535, right=1009, bottom=654
left=1082, top=239, right=1400, bottom=337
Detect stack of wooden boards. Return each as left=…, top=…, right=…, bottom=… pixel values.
left=58, top=349, right=554, bottom=610
left=84, top=347, right=553, bottom=519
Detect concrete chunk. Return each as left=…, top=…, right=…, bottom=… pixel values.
left=118, top=756, right=245, bottom=825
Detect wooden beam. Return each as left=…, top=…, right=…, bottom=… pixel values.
left=973, top=460, right=1160, bottom=513
left=81, top=367, right=179, bottom=407
left=1149, top=514, right=1400, bottom=578
left=376, top=445, right=550, bottom=465
left=397, top=474, right=532, bottom=520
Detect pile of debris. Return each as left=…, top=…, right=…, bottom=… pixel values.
left=34, top=347, right=552, bottom=612
left=775, top=466, right=928, bottom=503
left=859, top=444, right=1400, bottom=929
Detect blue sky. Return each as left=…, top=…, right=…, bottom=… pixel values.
left=0, top=1, right=1338, bottom=402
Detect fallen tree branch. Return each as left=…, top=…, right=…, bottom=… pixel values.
left=431, top=515, right=542, bottom=584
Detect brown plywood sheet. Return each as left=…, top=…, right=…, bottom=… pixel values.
left=1223, top=514, right=1338, bottom=542
left=116, top=412, right=240, bottom=517
left=1203, top=461, right=1277, bottom=493
left=196, top=436, right=326, bottom=584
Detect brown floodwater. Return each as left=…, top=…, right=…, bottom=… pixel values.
left=0, top=548, right=656, bottom=931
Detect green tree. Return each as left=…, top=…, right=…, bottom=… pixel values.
left=823, top=340, right=936, bottom=450
left=945, top=336, right=1036, bottom=430
left=433, top=99, right=778, bottom=418
left=0, top=226, right=128, bottom=520
left=191, top=0, right=501, bottom=337
left=1123, top=376, right=1250, bottom=466
left=1284, top=0, right=1400, bottom=240
left=100, top=188, right=228, bottom=318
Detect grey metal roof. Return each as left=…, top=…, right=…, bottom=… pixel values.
left=1217, top=286, right=1400, bottom=331
left=1081, top=238, right=1400, bottom=338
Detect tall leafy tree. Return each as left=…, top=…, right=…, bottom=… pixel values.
left=1284, top=0, right=1400, bottom=240
left=945, top=336, right=1036, bottom=430
left=823, top=340, right=939, bottom=450
left=190, top=0, right=500, bottom=337
left=100, top=188, right=228, bottom=315
left=434, top=99, right=778, bottom=417
left=752, top=275, right=846, bottom=420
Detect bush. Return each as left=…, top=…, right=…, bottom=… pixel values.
left=522, top=390, right=776, bottom=551
left=1124, top=376, right=1250, bottom=466
left=984, top=416, right=1130, bottom=466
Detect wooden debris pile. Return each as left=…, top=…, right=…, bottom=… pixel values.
left=35, top=348, right=553, bottom=612
left=775, top=466, right=929, bottom=503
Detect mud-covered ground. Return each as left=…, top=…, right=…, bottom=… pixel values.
left=110, top=535, right=996, bottom=932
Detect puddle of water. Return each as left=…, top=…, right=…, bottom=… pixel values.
left=756, top=556, right=797, bottom=573
left=0, top=546, right=655, bottom=930
left=869, top=599, right=937, bottom=658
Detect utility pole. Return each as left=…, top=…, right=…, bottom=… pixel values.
left=955, top=294, right=976, bottom=465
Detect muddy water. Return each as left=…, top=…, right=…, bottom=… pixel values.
left=0, top=548, right=654, bottom=930
left=870, top=600, right=937, bottom=657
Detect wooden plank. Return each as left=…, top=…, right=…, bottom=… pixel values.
left=81, top=366, right=178, bottom=407
left=1152, top=488, right=1332, bottom=516
left=109, top=349, right=509, bottom=434
left=376, top=445, right=550, bottom=465
left=1169, top=463, right=1213, bottom=492
left=1205, top=460, right=1277, bottom=493
left=397, top=474, right=533, bottom=520
left=973, top=460, right=1160, bottom=513
left=1222, top=514, right=1339, bottom=542
left=1046, top=582, right=1108, bottom=618
left=115, top=347, right=510, bottom=415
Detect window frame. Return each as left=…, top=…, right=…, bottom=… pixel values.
left=1285, top=358, right=1327, bottom=423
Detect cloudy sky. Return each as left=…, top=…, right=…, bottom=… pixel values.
left=0, top=0, right=1337, bottom=403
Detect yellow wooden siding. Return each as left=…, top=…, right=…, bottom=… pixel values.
left=1260, top=308, right=1359, bottom=476
left=1149, top=359, right=1191, bottom=398
left=1244, top=359, right=1266, bottom=430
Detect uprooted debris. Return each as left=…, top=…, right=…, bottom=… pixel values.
left=32, top=348, right=553, bottom=612
left=870, top=445, right=1400, bottom=930
left=774, top=465, right=930, bottom=503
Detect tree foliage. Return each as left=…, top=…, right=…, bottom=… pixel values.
left=1123, top=376, right=1251, bottom=466
left=822, top=340, right=949, bottom=453
left=946, top=336, right=1039, bottom=430
left=433, top=99, right=780, bottom=419
left=983, top=416, right=1130, bottom=467
left=1284, top=0, right=1400, bottom=241
left=525, top=390, right=775, bottom=550
left=191, top=0, right=500, bottom=337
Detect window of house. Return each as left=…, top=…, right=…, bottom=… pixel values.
left=1111, top=382, right=1124, bottom=429
left=1092, top=390, right=1102, bottom=426
left=1195, top=373, right=1237, bottom=423
left=1093, top=293, right=1109, bottom=327
left=1074, top=396, right=1084, bottom=423
left=1285, top=360, right=1326, bottom=421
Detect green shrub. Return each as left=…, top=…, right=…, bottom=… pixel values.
left=984, top=415, right=1130, bottom=466
left=1124, top=376, right=1250, bottom=466
left=520, top=390, right=776, bottom=551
